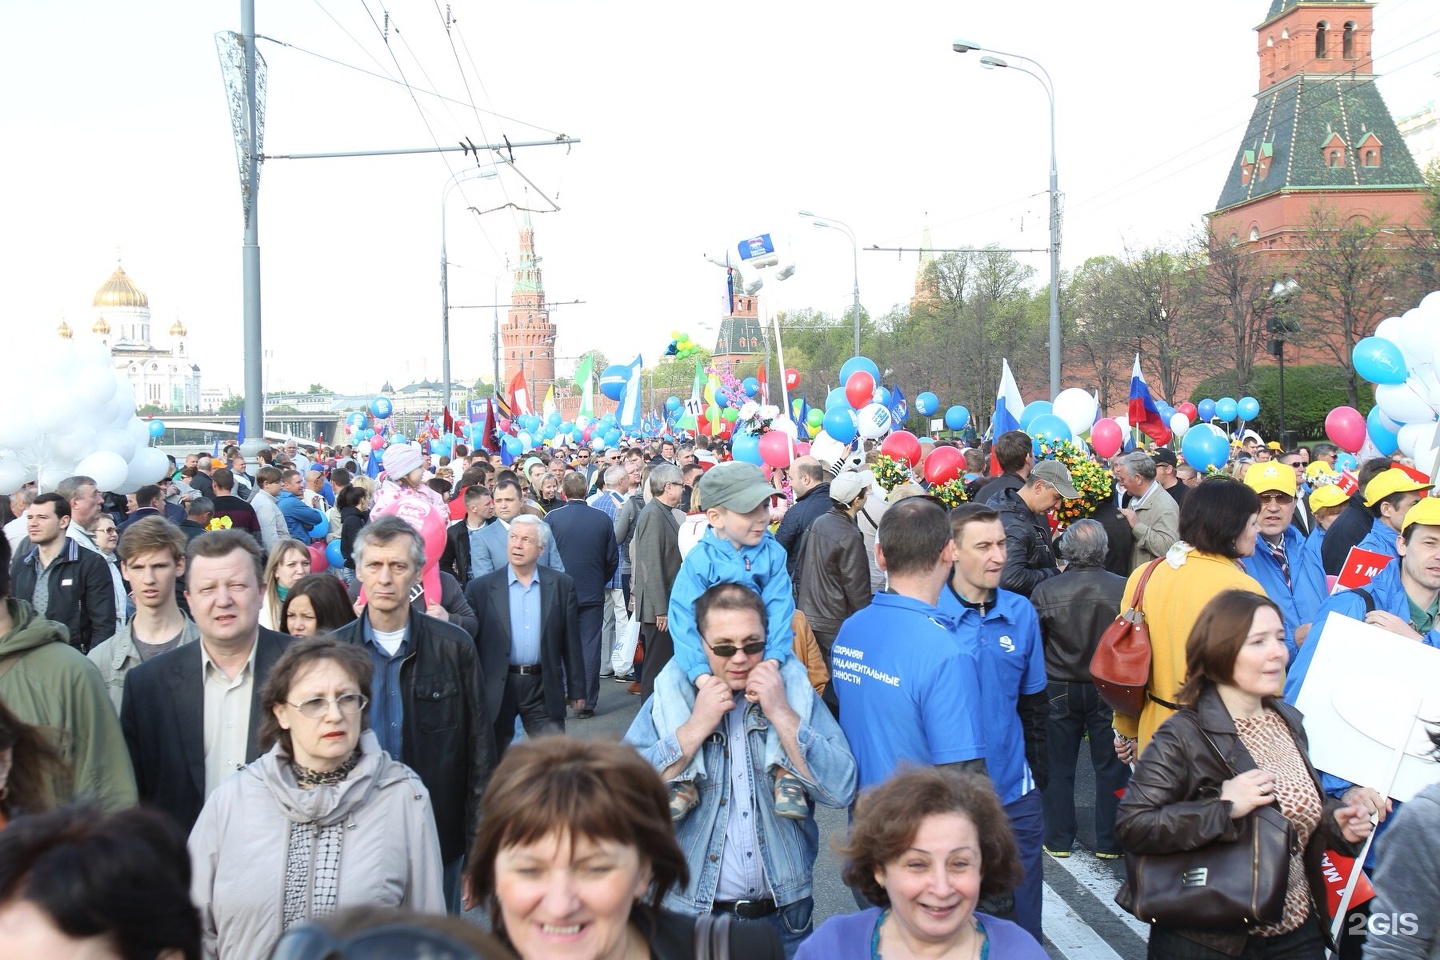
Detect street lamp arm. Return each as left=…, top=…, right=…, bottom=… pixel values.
left=797, top=210, right=861, bottom=356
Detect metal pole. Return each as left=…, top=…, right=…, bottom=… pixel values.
left=441, top=203, right=451, bottom=420
left=851, top=240, right=861, bottom=357
left=240, top=0, right=264, bottom=466
left=1277, top=342, right=1287, bottom=439
left=1047, top=97, right=1061, bottom=400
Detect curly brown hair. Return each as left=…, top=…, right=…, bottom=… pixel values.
left=257, top=637, right=373, bottom=757
left=840, top=769, right=1022, bottom=906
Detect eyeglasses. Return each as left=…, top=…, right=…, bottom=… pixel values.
left=705, top=638, right=766, bottom=658
left=1258, top=493, right=1295, bottom=506
left=271, top=923, right=481, bottom=960
left=286, top=693, right=368, bottom=719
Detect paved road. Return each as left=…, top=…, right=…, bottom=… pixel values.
left=479, top=677, right=1151, bottom=959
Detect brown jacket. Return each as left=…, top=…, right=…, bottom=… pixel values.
left=1115, top=686, right=1359, bottom=955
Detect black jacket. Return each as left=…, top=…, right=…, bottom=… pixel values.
left=795, top=508, right=872, bottom=647
left=974, top=471, right=1025, bottom=508
left=639, top=907, right=783, bottom=960
left=1321, top=497, right=1373, bottom=576
left=11, top=538, right=116, bottom=654
left=1115, top=687, right=1360, bottom=955
left=987, top=487, right=1059, bottom=597
left=775, top=481, right=832, bottom=574
left=1030, top=565, right=1126, bottom=682
left=120, top=628, right=290, bottom=832
left=339, top=506, right=367, bottom=569
left=441, top=518, right=482, bottom=584
left=330, top=612, right=495, bottom=863
left=465, top=565, right=584, bottom=741
left=545, top=501, right=619, bottom=606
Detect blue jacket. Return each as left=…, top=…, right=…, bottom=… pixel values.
left=624, top=657, right=856, bottom=913
left=469, top=519, right=565, bottom=578
left=276, top=491, right=323, bottom=540
left=1354, top=516, right=1402, bottom=565
left=668, top=528, right=794, bottom=682
left=1240, top=525, right=1306, bottom=661
left=1291, top=526, right=1329, bottom=627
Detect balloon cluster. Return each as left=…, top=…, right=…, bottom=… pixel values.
left=0, top=340, right=171, bottom=496
left=665, top=330, right=702, bottom=360
left=1334, top=292, right=1440, bottom=471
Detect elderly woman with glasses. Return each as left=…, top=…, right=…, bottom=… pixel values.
left=188, top=637, right=444, bottom=960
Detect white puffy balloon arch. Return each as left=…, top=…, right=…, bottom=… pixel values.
left=0, top=339, right=163, bottom=496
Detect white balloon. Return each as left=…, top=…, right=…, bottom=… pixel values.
left=1376, top=380, right=1437, bottom=425
left=1170, top=412, right=1191, bottom=438
left=0, top=459, right=27, bottom=496
left=856, top=403, right=892, bottom=440
left=770, top=414, right=799, bottom=439
left=1393, top=309, right=1434, bottom=372
left=0, top=417, right=38, bottom=453
left=1053, top=388, right=1099, bottom=435
left=49, top=426, right=95, bottom=464
left=74, top=450, right=129, bottom=492
left=125, top=447, right=172, bottom=488
left=125, top=417, right=151, bottom=445
left=1419, top=291, right=1440, bottom=316
left=1113, top=414, right=1130, bottom=435
left=1396, top=422, right=1434, bottom=460
left=1374, top=315, right=1403, bottom=344
left=37, top=459, right=72, bottom=491
left=94, top=428, right=137, bottom=462
left=75, top=364, right=117, bottom=408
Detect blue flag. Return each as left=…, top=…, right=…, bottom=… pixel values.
left=616, top=354, right=645, bottom=432
left=365, top=447, right=381, bottom=479
left=887, top=385, right=908, bottom=427
left=236, top=410, right=247, bottom=444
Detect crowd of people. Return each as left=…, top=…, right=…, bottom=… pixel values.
left=0, top=423, right=1435, bottom=960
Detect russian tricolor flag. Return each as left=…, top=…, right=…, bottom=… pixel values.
left=992, top=359, right=1024, bottom=437
left=1128, top=355, right=1169, bottom=443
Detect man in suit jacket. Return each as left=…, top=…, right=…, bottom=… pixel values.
left=470, top=479, right=565, bottom=578
left=440, top=485, right=493, bottom=584
left=631, top=464, right=685, bottom=697
left=544, top=474, right=618, bottom=716
left=465, top=515, right=585, bottom=757
left=120, top=530, right=290, bottom=833
left=1114, top=451, right=1181, bottom=570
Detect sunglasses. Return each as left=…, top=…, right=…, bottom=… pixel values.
left=705, top=638, right=766, bottom=658
left=271, top=923, right=480, bottom=960
left=1258, top=493, right=1295, bottom=506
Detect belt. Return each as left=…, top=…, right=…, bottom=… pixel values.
left=508, top=664, right=542, bottom=676
left=1148, top=691, right=1182, bottom=711
left=711, top=898, right=777, bottom=919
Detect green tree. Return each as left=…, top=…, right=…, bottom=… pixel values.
left=307, top=383, right=329, bottom=394
left=1191, top=365, right=1372, bottom=439
left=218, top=395, right=244, bottom=414
left=1195, top=229, right=1276, bottom=397
left=137, top=403, right=165, bottom=417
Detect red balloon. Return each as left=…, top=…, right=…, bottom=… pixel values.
left=308, top=542, right=329, bottom=573
left=1325, top=406, right=1366, bottom=454
left=845, top=371, right=875, bottom=409
left=1090, top=418, right=1123, bottom=459
left=1177, top=402, right=1198, bottom=423
left=784, top=368, right=801, bottom=391
left=922, top=446, right=965, bottom=485
left=758, top=431, right=793, bottom=468
left=880, top=430, right=923, bottom=467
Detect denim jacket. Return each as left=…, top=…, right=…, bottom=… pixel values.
left=624, top=658, right=857, bottom=913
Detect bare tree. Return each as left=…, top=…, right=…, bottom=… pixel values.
left=1105, top=242, right=1206, bottom=403
left=1195, top=229, right=1275, bottom=397
left=1066, top=255, right=1137, bottom=412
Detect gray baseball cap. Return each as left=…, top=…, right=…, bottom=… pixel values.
left=1030, top=460, right=1079, bottom=499
left=699, top=462, right=781, bottom=512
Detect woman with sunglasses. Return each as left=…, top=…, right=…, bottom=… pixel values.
left=189, top=637, right=444, bottom=960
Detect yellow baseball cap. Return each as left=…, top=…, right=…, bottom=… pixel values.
left=1266, top=441, right=1283, bottom=452
left=1308, top=484, right=1348, bottom=512
left=1244, top=461, right=1297, bottom=497
left=1401, top=495, right=1440, bottom=533
left=1305, top=461, right=1337, bottom=482
left=1364, top=468, right=1433, bottom=507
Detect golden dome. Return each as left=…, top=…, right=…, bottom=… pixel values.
left=93, top=316, right=111, bottom=335
left=57, top=321, right=73, bottom=339
left=92, top=261, right=149, bottom=309
left=169, top=318, right=187, bottom=337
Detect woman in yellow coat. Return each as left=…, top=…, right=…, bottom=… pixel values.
left=1112, top=479, right=1266, bottom=757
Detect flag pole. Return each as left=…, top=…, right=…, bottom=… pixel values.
left=771, top=309, right=795, bottom=461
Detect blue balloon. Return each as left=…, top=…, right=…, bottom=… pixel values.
left=1353, top=336, right=1409, bottom=385
left=370, top=396, right=393, bottom=418
left=599, top=365, right=630, bottom=401
left=825, top=388, right=849, bottom=412
left=307, top=513, right=330, bottom=540
left=363, top=428, right=375, bottom=440
left=874, top=387, right=891, bottom=408
left=391, top=434, right=407, bottom=446
left=603, top=428, right=621, bottom=445
left=742, top=377, right=760, bottom=397
left=347, top=411, right=366, bottom=427
left=1027, top=413, right=1070, bottom=446
left=547, top=412, right=562, bottom=426
left=325, top=540, right=345, bottom=568
left=1182, top=427, right=1228, bottom=471
left=1367, top=406, right=1400, bottom=455
left=715, top=391, right=729, bottom=409
left=1197, top=398, right=1216, bottom=421
left=838, top=356, right=881, bottom=384
left=503, top=435, right=523, bottom=456
left=916, top=392, right=940, bottom=417
left=666, top=396, right=682, bottom=412
left=823, top=407, right=858, bottom=444
left=1019, top=400, right=1053, bottom=430
left=731, top=432, right=763, bottom=465
left=1215, top=397, right=1239, bottom=422
left=944, top=405, right=971, bottom=431
left=147, top=419, right=166, bottom=438
left=1337, top=452, right=1358, bottom=472
left=1237, top=396, right=1260, bottom=421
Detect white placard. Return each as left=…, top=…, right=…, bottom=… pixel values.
left=1293, top=612, right=1440, bottom=803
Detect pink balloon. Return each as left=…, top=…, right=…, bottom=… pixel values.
left=758, top=430, right=792, bottom=468
left=1325, top=406, right=1366, bottom=454
left=374, top=493, right=449, bottom=604
left=1090, top=418, right=1123, bottom=459
left=308, top=542, right=329, bottom=573
left=369, top=436, right=386, bottom=452
left=793, top=442, right=811, bottom=457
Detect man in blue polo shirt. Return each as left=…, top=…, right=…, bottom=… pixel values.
left=832, top=497, right=986, bottom=792
left=936, top=502, right=1047, bottom=940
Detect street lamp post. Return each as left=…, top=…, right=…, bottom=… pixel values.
left=953, top=41, right=1061, bottom=400
left=1268, top=278, right=1301, bottom=442
left=798, top=210, right=861, bottom=356
left=440, top=167, right=498, bottom=419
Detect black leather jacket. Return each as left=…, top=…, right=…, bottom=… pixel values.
left=794, top=508, right=872, bottom=646
left=987, top=487, right=1059, bottom=598
left=1029, top=566, right=1126, bottom=682
left=1116, top=687, right=1359, bottom=955
left=330, top=612, right=495, bottom=862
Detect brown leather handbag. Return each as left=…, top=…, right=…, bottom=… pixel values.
left=1090, top=557, right=1164, bottom=716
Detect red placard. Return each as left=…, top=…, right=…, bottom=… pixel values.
left=1332, top=546, right=1394, bottom=594
left=1321, top=850, right=1375, bottom=916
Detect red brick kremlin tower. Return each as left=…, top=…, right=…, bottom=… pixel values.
left=501, top=215, right=557, bottom=395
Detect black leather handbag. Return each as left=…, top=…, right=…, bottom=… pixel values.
left=1124, top=725, right=1296, bottom=930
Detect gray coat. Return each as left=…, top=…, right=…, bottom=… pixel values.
left=87, top=617, right=201, bottom=713
left=188, top=730, right=444, bottom=960
left=631, top=497, right=682, bottom=624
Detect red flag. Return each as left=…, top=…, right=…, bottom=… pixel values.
left=1321, top=851, right=1375, bottom=917
left=508, top=371, right=533, bottom=417
left=756, top=364, right=769, bottom=404
left=1334, top=546, right=1393, bottom=594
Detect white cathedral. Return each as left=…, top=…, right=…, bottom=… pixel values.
left=57, top=260, right=202, bottom=412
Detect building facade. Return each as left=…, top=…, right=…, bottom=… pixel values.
left=501, top=215, right=558, bottom=395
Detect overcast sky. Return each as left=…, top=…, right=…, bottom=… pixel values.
left=3, top=0, right=1437, bottom=401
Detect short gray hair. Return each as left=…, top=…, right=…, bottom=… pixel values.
left=604, top=465, right=627, bottom=488
left=510, top=514, right=549, bottom=549
left=1115, top=451, right=1157, bottom=482
left=56, top=476, right=96, bottom=502
left=1057, top=519, right=1108, bottom=568
left=649, top=463, right=682, bottom=496
left=353, top=514, right=426, bottom=569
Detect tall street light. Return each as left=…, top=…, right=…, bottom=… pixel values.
left=953, top=40, right=1061, bottom=399
left=798, top=210, right=861, bottom=356
left=440, top=167, right=498, bottom=418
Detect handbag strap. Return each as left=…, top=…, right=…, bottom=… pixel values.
left=1125, top=557, right=1165, bottom=615
left=693, top=912, right=732, bottom=960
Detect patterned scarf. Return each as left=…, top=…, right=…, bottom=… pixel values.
left=291, top=749, right=361, bottom=788
left=281, top=749, right=360, bottom=930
